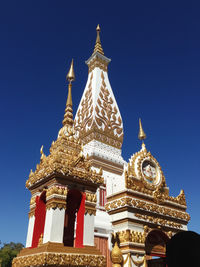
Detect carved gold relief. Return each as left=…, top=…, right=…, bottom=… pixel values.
left=88, top=56, right=108, bottom=73
left=75, top=73, right=93, bottom=135
left=85, top=192, right=97, bottom=203
left=46, top=202, right=66, bottom=210
left=118, top=230, right=145, bottom=244
left=126, top=145, right=187, bottom=207
left=75, top=71, right=123, bottom=149
left=85, top=207, right=96, bottom=216
left=95, top=72, right=123, bottom=137
left=26, top=122, right=104, bottom=188
left=135, top=214, right=183, bottom=229
left=12, top=253, right=106, bottom=267
left=105, top=197, right=190, bottom=222
left=46, top=186, right=68, bottom=198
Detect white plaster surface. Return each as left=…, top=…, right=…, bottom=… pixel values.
left=25, top=215, right=35, bottom=247
left=83, top=140, right=125, bottom=166
left=94, top=209, right=112, bottom=234
left=43, top=208, right=65, bottom=243
left=83, top=213, right=94, bottom=246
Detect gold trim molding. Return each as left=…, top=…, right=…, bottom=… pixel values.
left=46, top=186, right=68, bottom=198
left=105, top=197, right=190, bottom=222
left=135, top=213, right=183, bottom=229
left=12, top=252, right=106, bottom=267
left=118, top=229, right=145, bottom=244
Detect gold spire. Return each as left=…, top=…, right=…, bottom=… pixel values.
left=138, top=118, right=146, bottom=141
left=93, top=24, right=104, bottom=55
left=66, top=58, right=75, bottom=83
left=62, top=60, right=75, bottom=127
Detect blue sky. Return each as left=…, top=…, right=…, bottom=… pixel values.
left=0, top=0, right=200, bottom=245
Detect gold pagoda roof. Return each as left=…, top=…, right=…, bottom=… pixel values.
left=26, top=60, right=104, bottom=189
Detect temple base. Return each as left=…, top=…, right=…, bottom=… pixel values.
left=12, top=242, right=106, bottom=267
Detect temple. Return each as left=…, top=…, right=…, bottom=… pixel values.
left=13, top=25, right=190, bottom=267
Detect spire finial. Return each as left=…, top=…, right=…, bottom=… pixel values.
left=93, top=24, right=104, bottom=55
left=138, top=118, right=146, bottom=141
left=62, top=59, right=75, bottom=127
left=66, top=58, right=75, bottom=84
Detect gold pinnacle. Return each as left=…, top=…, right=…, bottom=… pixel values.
left=138, top=118, right=146, bottom=141
left=66, top=59, right=75, bottom=83
left=93, top=24, right=104, bottom=55
left=62, top=60, right=74, bottom=126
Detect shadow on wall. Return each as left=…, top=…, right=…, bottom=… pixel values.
left=166, top=231, right=200, bottom=267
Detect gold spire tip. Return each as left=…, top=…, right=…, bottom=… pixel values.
left=138, top=118, right=146, bottom=141
left=93, top=24, right=104, bottom=55
left=96, top=24, right=100, bottom=31
left=66, top=59, right=75, bottom=83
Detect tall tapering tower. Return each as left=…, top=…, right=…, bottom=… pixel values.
left=74, top=25, right=124, bottom=176
left=74, top=26, right=126, bottom=265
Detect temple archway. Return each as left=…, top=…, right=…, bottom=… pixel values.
left=63, top=189, right=83, bottom=247
left=145, top=229, right=169, bottom=266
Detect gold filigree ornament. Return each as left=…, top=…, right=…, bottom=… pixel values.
left=12, top=253, right=106, bottom=267
left=128, top=143, right=165, bottom=191
left=75, top=71, right=123, bottom=149
left=105, top=197, right=190, bottom=222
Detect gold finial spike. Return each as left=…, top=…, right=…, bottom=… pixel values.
left=66, top=59, right=75, bottom=83
left=40, top=145, right=44, bottom=155
left=138, top=118, right=146, bottom=141
left=93, top=24, right=104, bottom=55
left=62, top=60, right=74, bottom=126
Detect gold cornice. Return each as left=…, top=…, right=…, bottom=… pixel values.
left=105, top=197, right=190, bottom=222
left=134, top=214, right=182, bottom=229
left=107, top=191, right=186, bottom=211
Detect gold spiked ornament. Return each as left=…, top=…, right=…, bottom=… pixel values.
left=138, top=118, right=146, bottom=140
left=93, top=24, right=104, bottom=55
left=66, top=59, right=75, bottom=83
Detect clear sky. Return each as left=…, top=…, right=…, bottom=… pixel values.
left=0, top=0, right=200, bottom=245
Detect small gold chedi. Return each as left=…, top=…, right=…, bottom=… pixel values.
left=111, top=242, right=123, bottom=267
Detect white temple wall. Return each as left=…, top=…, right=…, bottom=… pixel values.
left=43, top=208, right=65, bottom=243
left=25, top=215, right=35, bottom=247
left=83, top=140, right=124, bottom=166
left=83, top=213, right=94, bottom=246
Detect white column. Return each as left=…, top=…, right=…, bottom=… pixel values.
left=83, top=213, right=94, bottom=246
left=26, top=215, right=35, bottom=247
left=43, top=208, right=65, bottom=243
